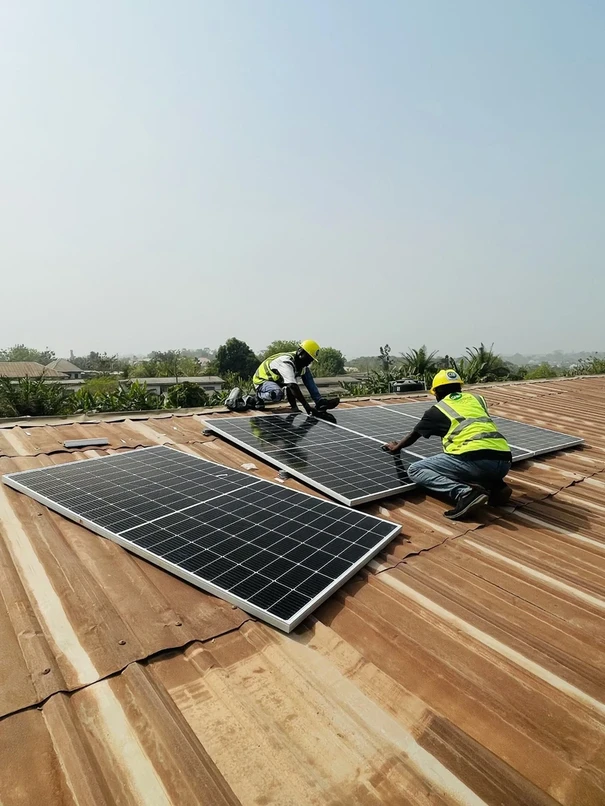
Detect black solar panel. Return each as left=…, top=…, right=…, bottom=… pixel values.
left=490, top=417, right=583, bottom=456
left=2, top=446, right=401, bottom=633
left=313, top=406, right=533, bottom=461
left=326, top=406, right=419, bottom=442
left=384, top=402, right=582, bottom=460
left=384, top=401, right=434, bottom=418
left=206, top=414, right=416, bottom=506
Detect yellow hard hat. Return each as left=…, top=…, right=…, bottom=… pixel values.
left=299, top=339, right=320, bottom=360
left=430, top=368, right=463, bottom=395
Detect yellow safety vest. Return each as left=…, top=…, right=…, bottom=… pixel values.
left=435, top=392, right=510, bottom=456
left=253, top=352, right=297, bottom=388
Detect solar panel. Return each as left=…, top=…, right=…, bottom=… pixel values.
left=325, top=406, right=419, bottom=442
left=318, top=406, right=533, bottom=461
left=383, top=401, right=582, bottom=459
left=2, top=446, right=401, bottom=633
left=384, top=401, right=434, bottom=418
left=205, top=414, right=417, bottom=506
left=490, top=417, right=584, bottom=456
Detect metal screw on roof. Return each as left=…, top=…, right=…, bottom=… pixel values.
left=42, top=668, right=51, bottom=675
left=118, top=639, right=126, bottom=645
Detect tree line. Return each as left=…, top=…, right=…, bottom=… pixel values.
left=0, top=341, right=347, bottom=380
left=1, top=340, right=604, bottom=418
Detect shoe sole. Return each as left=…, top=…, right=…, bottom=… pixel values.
left=445, top=492, right=489, bottom=520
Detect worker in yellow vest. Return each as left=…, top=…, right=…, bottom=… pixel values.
left=253, top=340, right=339, bottom=414
left=383, top=369, right=512, bottom=520
left=226, top=340, right=340, bottom=414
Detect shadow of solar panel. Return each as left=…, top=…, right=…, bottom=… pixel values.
left=2, top=447, right=401, bottom=633
left=206, top=414, right=417, bottom=505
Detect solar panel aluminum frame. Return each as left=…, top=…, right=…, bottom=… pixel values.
left=204, top=418, right=414, bottom=507
left=2, top=447, right=401, bottom=633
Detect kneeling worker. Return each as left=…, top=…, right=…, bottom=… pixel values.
left=383, top=369, right=512, bottom=520
left=253, top=340, right=339, bottom=414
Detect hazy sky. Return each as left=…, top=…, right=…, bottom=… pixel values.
left=2, top=1, right=604, bottom=359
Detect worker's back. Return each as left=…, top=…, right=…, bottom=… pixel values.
left=435, top=392, right=510, bottom=456
left=253, top=352, right=297, bottom=388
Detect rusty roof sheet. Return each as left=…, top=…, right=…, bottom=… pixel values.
left=0, top=361, right=66, bottom=378
left=0, top=376, right=604, bottom=805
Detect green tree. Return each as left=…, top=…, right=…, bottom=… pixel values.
left=401, top=345, right=438, bottom=386
left=67, top=381, right=161, bottom=413
left=567, top=356, right=605, bottom=376
left=130, top=351, right=201, bottom=378
left=526, top=363, right=559, bottom=380
left=0, top=377, right=68, bottom=417
left=71, top=351, right=126, bottom=373
left=213, top=338, right=258, bottom=380
left=314, top=347, right=346, bottom=377
left=259, top=340, right=299, bottom=361
left=164, top=382, right=209, bottom=408
left=447, top=344, right=511, bottom=385
left=378, top=344, right=396, bottom=382
left=79, top=376, right=120, bottom=395
left=0, top=344, right=56, bottom=364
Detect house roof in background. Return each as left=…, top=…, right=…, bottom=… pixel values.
left=0, top=376, right=604, bottom=804
left=46, top=358, right=83, bottom=373
left=0, top=361, right=65, bottom=378
left=127, top=376, right=224, bottom=384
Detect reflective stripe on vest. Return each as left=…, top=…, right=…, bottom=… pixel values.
left=253, top=352, right=296, bottom=388
left=435, top=393, right=510, bottom=455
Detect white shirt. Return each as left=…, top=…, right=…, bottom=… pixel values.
left=268, top=355, right=306, bottom=385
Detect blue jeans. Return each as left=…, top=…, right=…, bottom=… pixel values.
left=407, top=454, right=511, bottom=501
left=301, top=370, right=322, bottom=404
left=256, top=381, right=284, bottom=402
left=256, top=371, right=322, bottom=404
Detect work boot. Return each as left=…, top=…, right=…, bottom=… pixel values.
left=315, top=397, right=340, bottom=414
left=225, top=387, right=242, bottom=412
left=444, top=487, right=489, bottom=520
left=252, top=396, right=265, bottom=410
left=488, top=482, right=512, bottom=507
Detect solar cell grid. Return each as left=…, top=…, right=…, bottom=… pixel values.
left=383, top=402, right=581, bottom=460
left=2, top=446, right=400, bottom=632
left=209, top=402, right=582, bottom=506
left=207, top=414, right=416, bottom=505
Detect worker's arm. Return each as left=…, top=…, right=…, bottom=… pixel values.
left=382, top=429, right=420, bottom=454
left=383, top=404, right=449, bottom=453
left=286, top=383, right=313, bottom=415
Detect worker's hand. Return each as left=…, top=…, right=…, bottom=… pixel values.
left=382, top=442, right=400, bottom=454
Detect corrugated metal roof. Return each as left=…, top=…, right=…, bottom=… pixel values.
left=0, top=361, right=66, bottom=378
left=46, top=359, right=84, bottom=373
left=0, top=376, right=604, bottom=804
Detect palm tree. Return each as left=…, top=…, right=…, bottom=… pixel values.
left=401, top=345, right=439, bottom=388
left=450, top=344, right=510, bottom=384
